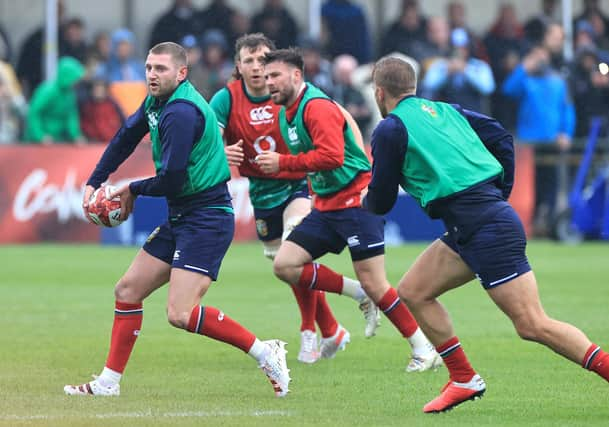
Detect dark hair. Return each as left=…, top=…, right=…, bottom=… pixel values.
left=149, top=42, right=187, bottom=67
left=231, top=33, right=276, bottom=81
left=372, top=56, right=417, bottom=97
left=234, top=33, right=276, bottom=61
left=262, top=48, right=304, bottom=72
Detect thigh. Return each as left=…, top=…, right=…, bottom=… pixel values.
left=119, top=248, right=172, bottom=301
left=486, top=271, right=545, bottom=323
left=167, top=267, right=213, bottom=314
left=283, top=196, right=311, bottom=221
left=399, top=237, right=475, bottom=299
left=286, top=209, right=344, bottom=260
left=172, top=209, right=235, bottom=281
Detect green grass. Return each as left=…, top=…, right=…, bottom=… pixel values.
left=0, top=242, right=608, bottom=426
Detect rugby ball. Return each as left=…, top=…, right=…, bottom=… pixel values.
left=87, top=185, right=123, bottom=227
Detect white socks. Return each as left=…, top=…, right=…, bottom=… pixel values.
left=341, top=277, right=367, bottom=303
left=408, top=328, right=436, bottom=356
left=98, top=367, right=122, bottom=387
left=248, top=338, right=269, bottom=364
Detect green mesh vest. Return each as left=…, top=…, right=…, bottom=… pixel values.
left=278, top=84, right=370, bottom=196
left=390, top=97, right=503, bottom=210
left=144, top=80, right=230, bottom=198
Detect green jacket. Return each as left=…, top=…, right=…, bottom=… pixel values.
left=25, top=56, right=85, bottom=143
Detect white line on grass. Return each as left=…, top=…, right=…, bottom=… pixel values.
left=1, top=410, right=293, bottom=421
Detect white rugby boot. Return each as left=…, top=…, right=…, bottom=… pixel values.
left=64, top=375, right=120, bottom=396
left=319, top=325, right=351, bottom=359
left=259, top=339, right=291, bottom=397
left=297, top=330, right=320, bottom=364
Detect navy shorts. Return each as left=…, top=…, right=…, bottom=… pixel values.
left=143, top=208, right=234, bottom=281
left=441, top=205, right=531, bottom=289
left=253, top=186, right=309, bottom=242
left=287, top=207, right=385, bottom=261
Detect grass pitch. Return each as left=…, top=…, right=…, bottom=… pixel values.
left=0, top=242, right=608, bottom=426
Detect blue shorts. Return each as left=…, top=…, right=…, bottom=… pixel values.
left=253, top=185, right=309, bottom=242
left=287, top=207, right=385, bottom=262
left=441, top=205, right=531, bottom=289
left=143, top=208, right=234, bottom=281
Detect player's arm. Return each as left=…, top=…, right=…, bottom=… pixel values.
left=128, top=101, right=201, bottom=201
left=362, top=115, right=408, bottom=215
left=278, top=99, right=345, bottom=172
left=83, top=102, right=149, bottom=218
left=453, top=104, right=515, bottom=200
left=337, top=102, right=365, bottom=151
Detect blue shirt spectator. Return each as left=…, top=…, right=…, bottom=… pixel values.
left=321, top=0, right=371, bottom=64
left=97, top=29, right=145, bottom=83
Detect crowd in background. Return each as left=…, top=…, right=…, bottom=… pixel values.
left=1, top=0, right=609, bottom=237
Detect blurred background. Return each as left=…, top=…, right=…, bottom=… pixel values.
left=0, top=0, right=608, bottom=246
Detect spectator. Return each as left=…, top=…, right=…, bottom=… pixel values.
left=60, top=18, right=88, bottom=63
left=149, top=0, right=200, bottom=49
left=298, top=36, right=334, bottom=97
left=380, top=0, right=427, bottom=57
left=332, top=54, right=372, bottom=137
left=446, top=1, right=487, bottom=62
left=483, top=3, right=525, bottom=130
left=421, top=28, right=495, bottom=112
left=97, top=29, right=145, bottom=83
left=180, top=34, right=207, bottom=95
left=16, top=0, right=66, bottom=97
left=524, top=0, right=559, bottom=46
left=79, top=78, right=124, bottom=142
left=196, top=0, right=236, bottom=48
left=414, top=16, right=452, bottom=71
left=0, top=62, right=27, bottom=143
left=85, top=31, right=111, bottom=78
left=251, top=0, right=298, bottom=49
left=321, top=0, right=371, bottom=64
left=587, top=12, right=609, bottom=51
left=226, top=11, right=251, bottom=58
left=196, top=30, right=233, bottom=100
left=25, top=56, right=85, bottom=143
left=575, top=0, right=609, bottom=39
left=0, top=24, right=12, bottom=63
left=570, top=45, right=609, bottom=137
left=503, top=23, right=575, bottom=236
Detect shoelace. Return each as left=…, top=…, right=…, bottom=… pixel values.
left=301, top=334, right=316, bottom=353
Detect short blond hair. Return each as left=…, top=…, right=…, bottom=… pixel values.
left=149, top=42, right=187, bottom=67
left=372, top=56, right=417, bottom=98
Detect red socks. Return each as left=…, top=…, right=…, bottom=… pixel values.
left=315, top=291, right=339, bottom=338
left=377, top=287, right=418, bottom=338
left=298, top=263, right=343, bottom=294
left=290, top=284, right=317, bottom=332
left=437, top=336, right=477, bottom=383
left=583, top=344, right=609, bottom=383
left=187, top=305, right=256, bottom=353
left=105, top=301, right=143, bottom=373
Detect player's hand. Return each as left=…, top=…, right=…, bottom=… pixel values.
left=225, top=140, right=244, bottom=166
left=82, top=184, right=96, bottom=223
left=256, top=151, right=281, bottom=174
left=109, top=184, right=136, bottom=221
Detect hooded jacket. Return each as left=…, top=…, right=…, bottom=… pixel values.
left=25, top=56, right=85, bottom=142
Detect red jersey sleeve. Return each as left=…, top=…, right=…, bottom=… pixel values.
left=278, top=99, right=345, bottom=172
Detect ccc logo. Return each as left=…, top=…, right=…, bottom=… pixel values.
left=250, top=106, right=273, bottom=122
left=253, top=135, right=277, bottom=153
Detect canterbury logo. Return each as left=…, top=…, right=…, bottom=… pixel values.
left=218, top=311, right=225, bottom=321
left=249, top=106, right=273, bottom=123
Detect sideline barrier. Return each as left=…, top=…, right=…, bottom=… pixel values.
left=0, top=145, right=256, bottom=243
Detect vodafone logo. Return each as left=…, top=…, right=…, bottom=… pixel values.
left=249, top=106, right=273, bottom=125
left=253, top=135, right=277, bottom=154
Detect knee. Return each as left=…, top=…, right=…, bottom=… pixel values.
left=114, top=276, right=141, bottom=303
left=513, top=315, right=551, bottom=343
left=166, top=305, right=191, bottom=330
left=397, top=278, right=427, bottom=306
left=273, top=256, right=298, bottom=284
